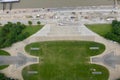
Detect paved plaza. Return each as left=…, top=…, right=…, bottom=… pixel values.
left=1, top=6, right=120, bottom=80
left=0, top=6, right=120, bottom=25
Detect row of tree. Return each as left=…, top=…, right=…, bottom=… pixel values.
left=0, top=21, right=41, bottom=26
left=105, top=20, right=120, bottom=43
left=28, top=21, right=41, bottom=26
left=0, top=22, right=29, bottom=48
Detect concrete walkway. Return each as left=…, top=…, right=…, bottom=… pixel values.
left=91, top=35, right=120, bottom=80
left=0, top=53, right=38, bottom=68
left=92, top=52, right=116, bottom=68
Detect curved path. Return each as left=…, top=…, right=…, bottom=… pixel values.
left=91, top=35, right=120, bottom=80
left=0, top=23, right=120, bottom=80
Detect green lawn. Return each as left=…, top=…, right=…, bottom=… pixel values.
left=0, top=50, right=10, bottom=70
left=0, top=65, right=9, bottom=70
left=23, top=41, right=109, bottom=80
left=86, top=24, right=112, bottom=36
left=0, top=27, right=1, bottom=31
left=0, top=50, right=10, bottom=55
left=23, top=25, right=43, bottom=37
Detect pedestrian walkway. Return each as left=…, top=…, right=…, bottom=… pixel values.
left=1, top=23, right=120, bottom=80
left=92, top=52, right=117, bottom=68
left=0, top=53, right=38, bottom=68
left=91, top=35, right=120, bottom=80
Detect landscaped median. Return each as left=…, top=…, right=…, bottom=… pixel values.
left=23, top=41, right=109, bottom=80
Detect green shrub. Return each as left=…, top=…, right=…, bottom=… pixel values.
left=0, top=22, right=27, bottom=48
left=105, top=20, right=120, bottom=43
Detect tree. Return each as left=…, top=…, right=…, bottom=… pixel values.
left=0, top=73, right=5, bottom=80
left=112, top=20, right=118, bottom=27
left=116, top=78, right=120, bottom=80
left=0, top=22, right=27, bottom=48
left=0, top=23, right=2, bottom=26
left=17, top=22, right=21, bottom=25
left=105, top=32, right=119, bottom=41
left=17, top=32, right=29, bottom=41
left=37, top=21, right=41, bottom=25
left=28, top=21, right=32, bottom=26
left=105, top=20, right=120, bottom=43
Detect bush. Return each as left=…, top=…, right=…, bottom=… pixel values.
left=37, top=21, right=41, bottom=25
left=28, top=21, right=32, bottom=26
left=0, top=22, right=28, bottom=48
left=105, top=20, right=120, bottom=43
left=116, top=78, right=120, bottom=80
left=0, top=73, right=5, bottom=80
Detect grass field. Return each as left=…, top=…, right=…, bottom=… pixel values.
left=0, top=50, right=10, bottom=56
left=0, top=27, right=1, bottom=31
left=23, top=25, right=43, bottom=37
left=0, top=50, right=10, bottom=70
left=86, top=24, right=112, bottom=36
left=0, top=65, right=9, bottom=70
left=23, top=41, right=109, bottom=80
